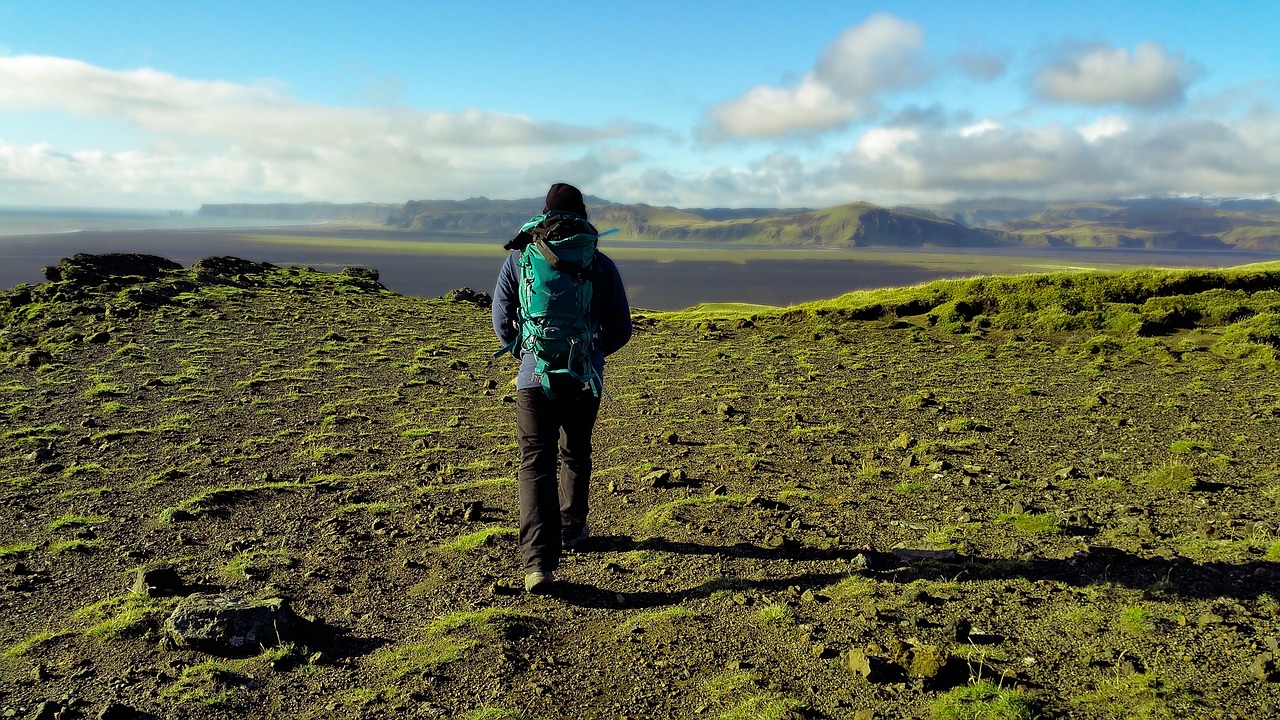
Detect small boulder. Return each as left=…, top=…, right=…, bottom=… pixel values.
left=441, top=287, right=491, bottom=306
left=847, top=648, right=895, bottom=683
left=164, top=594, right=303, bottom=655
left=641, top=469, right=671, bottom=488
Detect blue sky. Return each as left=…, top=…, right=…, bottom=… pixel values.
left=1, top=1, right=1277, bottom=209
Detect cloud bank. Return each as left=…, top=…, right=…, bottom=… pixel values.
left=0, top=18, right=1277, bottom=211
left=0, top=55, right=641, bottom=204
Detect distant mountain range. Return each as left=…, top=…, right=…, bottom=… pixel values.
left=198, top=195, right=1280, bottom=250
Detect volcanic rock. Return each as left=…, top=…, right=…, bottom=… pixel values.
left=164, top=594, right=302, bottom=655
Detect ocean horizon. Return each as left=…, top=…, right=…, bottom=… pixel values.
left=0, top=205, right=304, bottom=236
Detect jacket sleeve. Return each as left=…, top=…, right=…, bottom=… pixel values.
left=596, top=253, right=632, bottom=357
left=492, top=252, right=520, bottom=350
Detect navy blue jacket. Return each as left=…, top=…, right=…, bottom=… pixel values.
left=492, top=249, right=632, bottom=391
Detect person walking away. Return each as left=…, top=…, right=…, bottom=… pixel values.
left=492, top=183, right=632, bottom=594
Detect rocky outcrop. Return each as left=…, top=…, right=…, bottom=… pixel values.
left=164, top=594, right=304, bottom=655
left=42, top=253, right=182, bottom=285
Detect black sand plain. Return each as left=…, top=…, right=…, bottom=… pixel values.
left=5, top=227, right=1280, bottom=310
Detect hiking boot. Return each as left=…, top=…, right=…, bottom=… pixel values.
left=524, top=571, right=555, bottom=594
left=563, top=523, right=590, bottom=550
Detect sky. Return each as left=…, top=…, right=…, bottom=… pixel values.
left=1, top=0, right=1278, bottom=210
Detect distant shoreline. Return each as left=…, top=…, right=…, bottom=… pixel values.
left=4, top=226, right=1280, bottom=311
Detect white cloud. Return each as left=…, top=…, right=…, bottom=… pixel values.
left=1033, top=42, right=1197, bottom=109
left=1079, top=115, right=1129, bottom=142
left=959, top=119, right=1001, bottom=137
left=0, top=55, right=645, bottom=204
left=706, top=14, right=928, bottom=139
left=855, top=127, right=920, bottom=161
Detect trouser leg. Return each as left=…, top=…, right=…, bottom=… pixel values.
left=517, top=388, right=561, bottom=573
left=559, top=389, right=600, bottom=538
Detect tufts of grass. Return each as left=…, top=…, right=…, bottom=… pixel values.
left=160, top=660, right=239, bottom=706
left=222, top=549, right=296, bottom=580
left=336, top=501, right=403, bottom=515
left=372, top=608, right=537, bottom=679
left=701, top=670, right=762, bottom=700
left=4, top=629, right=72, bottom=658
left=0, top=542, right=38, bottom=559
left=1118, top=605, right=1154, bottom=636
left=72, top=594, right=163, bottom=640
left=435, top=527, right=516, bottom=554
left=2, top=424, right=69, bottom=441
left=369, top=637, right=470, bottom=678
left=417, top=477, right=515, bottom=494
left=82, top=382, right=126, bottom=399
left=998, top=513, right=1060, bottom=535
left=49, top=539, right=100, bottom=555
left=938, top=417, right=990, bottom=433
left=158, top=480, right=316, bottom=523
left=47, top=513, right=109, bottom=531
left=461, top=709, right=539, bottom=720
left=1075, top=670, right=1187, bottom=719
left=716, top=695, right=807, bottom=720
left=931, top=679, right=1035, bottom=720
left=923, top=524, right=970, bottom=548
left=616, top=607, right=695, bottom=635
left=1169, top=439, right=1212, bottom=455
left=825, top=576, right=879, bottom=602
left=639, top=495, right=748, bottom=529
left=756, top=604, right=796, bottom=627
left=1133, top=464, right=1195, bottom=492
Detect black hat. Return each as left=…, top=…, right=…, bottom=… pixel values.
left=544, top=183, right=587, bottom=218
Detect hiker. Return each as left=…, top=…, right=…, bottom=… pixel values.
left=492, top=183, right=632, bottom=594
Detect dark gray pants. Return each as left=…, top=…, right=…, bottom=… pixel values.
left=516, top=385, right=600, bottom=573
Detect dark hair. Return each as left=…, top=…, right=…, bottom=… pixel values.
left=544, top=183, right=587, bottom=218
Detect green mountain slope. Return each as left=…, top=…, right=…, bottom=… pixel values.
left=908, top=197, right=1280, bottom=250
left=592, top=201, right=1010, bottom=247
left=199, top=196, right=1280, bottom=250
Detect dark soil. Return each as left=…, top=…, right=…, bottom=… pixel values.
left=1, top=254, right=1278, bottom=719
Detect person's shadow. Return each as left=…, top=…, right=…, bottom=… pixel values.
left=546, top=534, right=1280, bottom=609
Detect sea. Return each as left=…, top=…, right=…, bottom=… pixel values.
left=0, top=205, right=299, bottom=236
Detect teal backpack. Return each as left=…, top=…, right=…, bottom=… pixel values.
left=496, top=211, right=617, bottom=398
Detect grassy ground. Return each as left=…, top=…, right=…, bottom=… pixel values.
left=1, top=255, right=1279, bottom=719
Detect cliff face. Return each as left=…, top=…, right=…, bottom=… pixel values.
left=846, top=207, right=1009, bottom=247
